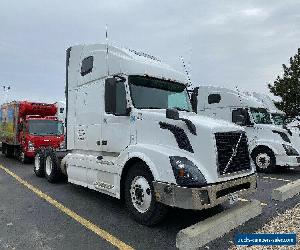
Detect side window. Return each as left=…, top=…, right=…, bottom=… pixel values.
left=232, top=109, right=243, bottom=123
left=115, top=83, right=127, bottom=115
left=232, top=108, right=249, bottom=125
left=208, top=93, right=221, bottom=104
left=81, top=56, right=93, bottom=76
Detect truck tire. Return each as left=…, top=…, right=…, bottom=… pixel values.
left=19, top=150, right=29, bottom=164
left=1, top=143, right=5, bottom=155
left=252, top=149, right=275, bottom=172
left=5, top=145, right=13, bottom=158
left=34, top=149, right=45, bottom=177
left=124, top=162, right=168, bottom=226
left=44, top=148, right=62, bottom=183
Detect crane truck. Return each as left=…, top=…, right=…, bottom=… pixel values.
left=34, top=44, right=256, bottom=225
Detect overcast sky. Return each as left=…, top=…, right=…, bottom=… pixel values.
left=0, top=0, right=299, bottom=104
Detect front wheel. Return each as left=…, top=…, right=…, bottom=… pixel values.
left=124, top=163, right=168, bottom=226
left=19, top=150, right=29, bottom=164
left=253, top=149, right=275, bottom=172
left=34, top=149, right=45, bottom=177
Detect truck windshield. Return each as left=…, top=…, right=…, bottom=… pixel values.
left=28, top=120, right=64, bottom=135
left=250, top=108, right=272, bottom=124
left=271, top=113, right=285, bottom=125
left=129, top=75, right=192, bottom=111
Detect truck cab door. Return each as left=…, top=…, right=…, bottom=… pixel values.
left=101, top=78, right=131, bottom=153
left=232, top=108, right=256, bottom=145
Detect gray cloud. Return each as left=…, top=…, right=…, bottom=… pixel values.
left=0, top=0, right=299, bottom=103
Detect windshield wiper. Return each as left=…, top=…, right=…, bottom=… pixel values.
left=141, top=107, right=162, bottom=109
left=173, top=107, right=190, bottom=112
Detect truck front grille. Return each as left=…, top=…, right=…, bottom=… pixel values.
left=215, top=132, right=251, bottom=175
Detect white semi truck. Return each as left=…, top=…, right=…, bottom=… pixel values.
left=252, top=92, right=300, bottom=151
left=192, top=86, right=300, bottom=172
left=34, top=44, right=256, bottom=225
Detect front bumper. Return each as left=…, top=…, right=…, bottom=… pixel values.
left=276, top=155, right=300, bottom=167
left=25, top=151, right=35, bottom=158
left=153, top=173, right=256, bottom=210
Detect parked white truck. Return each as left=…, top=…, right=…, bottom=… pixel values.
left=191, top=86, right=300, bottom=172
left=252, top=92, right=300, bottom=151
left=34, top=44, right=256, bottom=225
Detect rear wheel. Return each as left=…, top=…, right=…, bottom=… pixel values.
left=4, top=144, right=13, bottom=158
left=253, top=149, right=275, bottom=172
left=44, top=148, right=62, bottom=183
left=1, top=143, right=5, bottom=155
left=34, top=149, right=45, bottom=177
left=124, top=162, right=168, bottom=226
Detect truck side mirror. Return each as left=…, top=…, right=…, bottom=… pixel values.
left=166, top=108, right=179, bottom=120
left=190, top=87, right=198, bottom=113
left=105, top=78, right=117, bottom=114
left=235, top=115, right=246, bottom=126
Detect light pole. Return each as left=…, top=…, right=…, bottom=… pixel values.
left=2, top=85, right=11, bottom=103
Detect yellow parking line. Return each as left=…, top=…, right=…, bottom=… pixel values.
left=260, top=176, right=291, bottom=182
left=0, top=164, right=134, bottom=250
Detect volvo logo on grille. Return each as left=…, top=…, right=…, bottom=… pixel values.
left=223, top=133, right=243, bottom=174
left=232, top=147, right=237, bottom=157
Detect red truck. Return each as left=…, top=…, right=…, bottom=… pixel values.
left=0, top=101, right=64, bottom=163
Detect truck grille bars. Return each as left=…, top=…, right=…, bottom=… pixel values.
left=215, top=132, right=251, bottom=175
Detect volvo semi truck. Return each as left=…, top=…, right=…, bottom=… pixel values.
left=252, top=92, right=300, bottom=151
left=0, top=101, right=64, bottom=163
left=34, top=44, right=256, bottom=225
left=192, top=86, right=300, bottom=172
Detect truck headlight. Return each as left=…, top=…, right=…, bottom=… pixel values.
left=169, top=156, right=207, bottom=187
left=59, top=141, right=65, bottom=149
left=283, top=144, right=299, bottom=156
left=28, top=141, right=35, bottom=151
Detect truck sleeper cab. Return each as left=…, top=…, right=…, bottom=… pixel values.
left=34, top=44, right=256, bottom=225
left=193, top=86, right=300, bottom=172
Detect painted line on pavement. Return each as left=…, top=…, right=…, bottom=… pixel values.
left=259, top=176, right=291, bottom=183
left=238, top=198, right=267, bottom=206
left=0, top=164, right=134, bottom=250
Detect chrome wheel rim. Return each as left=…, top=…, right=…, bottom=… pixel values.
left=20, top=152, right=25, bottom=162
left=130, top=176, right=152, bottom=213
left=45, top=156, right=52, bottom=176
left=256, top=153, right=270, bottom=169
left=34, top=155, right=40, bottom=171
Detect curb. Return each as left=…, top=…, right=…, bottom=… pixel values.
left=271, top=179, right=300, bottom=201
left=176, top=199, right=262, bottom=250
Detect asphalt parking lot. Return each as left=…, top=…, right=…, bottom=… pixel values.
left=0, top=155, right=299, bottom=250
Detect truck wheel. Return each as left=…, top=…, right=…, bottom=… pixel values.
left=19, top=150, right=29, bottom=164
left=44, top=149, right=62, bottom=183
left=253, top=149, right=275, bottom=172
left=5, top=145, right=13, bottom=158
left=34, top=149, right=45, bottom=177
left=124, top=163, right=168, bottom=226
left=1, top=143, right=6, bottom=155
